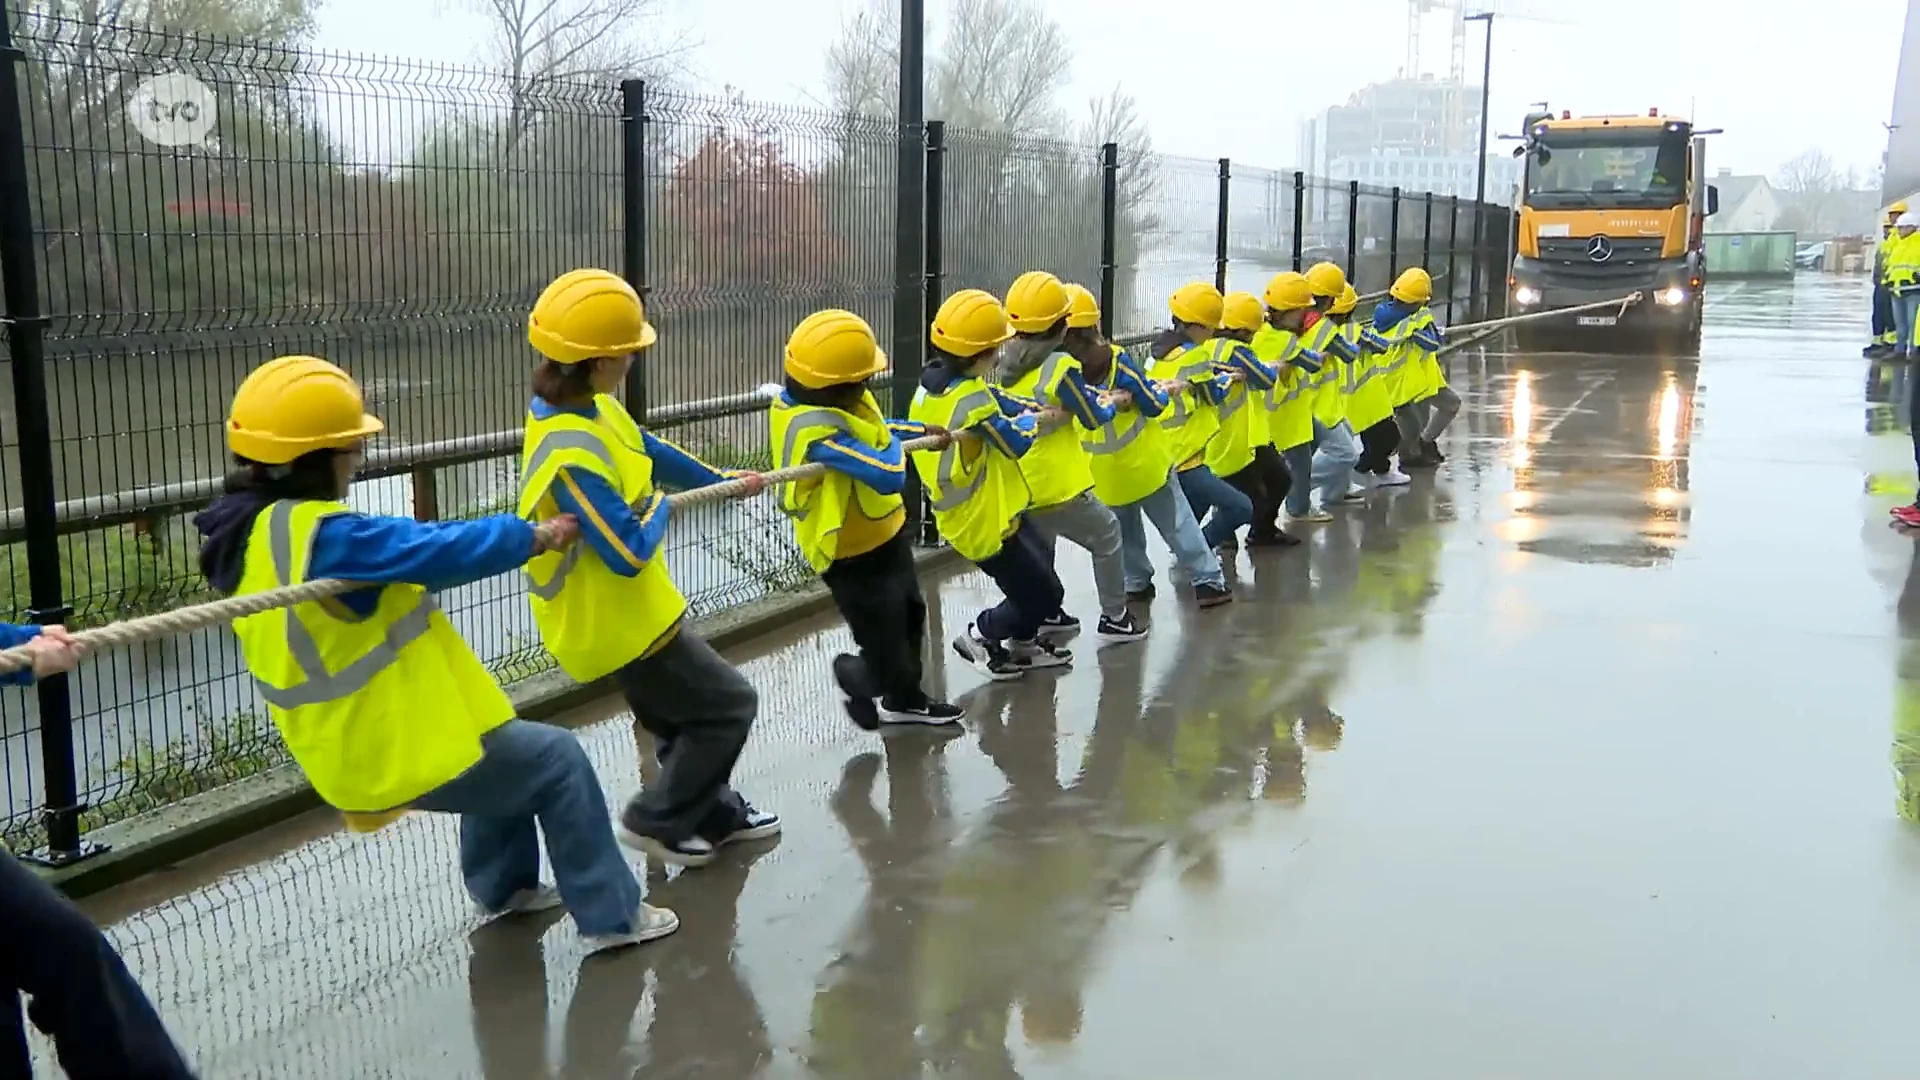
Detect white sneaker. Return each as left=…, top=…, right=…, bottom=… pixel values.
left=481, top=883, right=564, bottom=922
left=584, top=902, right=680, bottom=954
left=1344, top=483, right=1369, bottom=499
left=1376, top=468, right=1413, bottom=487
left=1287, top=509, right=1335, bottom=524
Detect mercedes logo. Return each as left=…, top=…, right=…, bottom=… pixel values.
left=1586, top=235, right=1614, bottom=263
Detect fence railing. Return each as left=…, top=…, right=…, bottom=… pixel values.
left=0, top=8, right=1513, bottom=861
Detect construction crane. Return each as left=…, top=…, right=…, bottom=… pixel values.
left=1405, top=0, right=1566, bottom=83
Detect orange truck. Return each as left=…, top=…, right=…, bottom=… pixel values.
left=1507, top=108, right=1720, bottom=352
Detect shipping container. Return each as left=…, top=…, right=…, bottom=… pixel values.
left=1704, top=231, right=1796, bottom=278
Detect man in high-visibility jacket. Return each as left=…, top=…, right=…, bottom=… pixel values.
left=1059, top=284, right=1232, bottom=607
left=1889, top=212, right=1920, bottom=362
left=1376, top=268, right=1448, bottom=469
left=1870, top=201, right=1907, bottom=358
left=519, top=270, right=780, bottom=873
left=1252, top=272, right=1320, bottom=541
left=1206, top=291, right=1293, bottom=543
left=909, top=289, right=1073, bottom=679
left=770, top=308, right=964, bottom=729
left=1148, top=283, right=1256, bottom=594
left=1303, top=262, right=1364, bottom=516
left=996, top=271, right=1147, bottom=644
left=199, top=348, right=678, bottom=953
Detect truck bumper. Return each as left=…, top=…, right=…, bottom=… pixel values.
left=1506, top=257, right=1698, bottom=331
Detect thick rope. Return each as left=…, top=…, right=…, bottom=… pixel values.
left=0, top=291, right=1629, bottom=675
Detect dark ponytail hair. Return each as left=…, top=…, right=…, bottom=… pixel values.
left=784, top=375, right=867, bottom=411
left=223, top=449, right=347, bottom=502
left=531, top=359, right=603, bottom=405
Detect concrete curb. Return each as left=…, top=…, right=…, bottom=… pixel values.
left=40, top=545, right=962, bottom=899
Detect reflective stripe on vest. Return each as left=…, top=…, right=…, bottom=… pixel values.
left=518, top=426, right=613, bottom=601
left=253, top=502, right=436, bottom=710
left=919, top=388, right=995, bottom=511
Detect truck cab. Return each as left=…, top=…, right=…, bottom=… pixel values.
left=1507, top=109, right=1719, bottom=352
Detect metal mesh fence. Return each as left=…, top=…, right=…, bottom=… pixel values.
left=0, top=11, right=1513, bottom=852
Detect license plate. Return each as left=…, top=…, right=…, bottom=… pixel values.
left=1576, top=315, right=1617, bottom=327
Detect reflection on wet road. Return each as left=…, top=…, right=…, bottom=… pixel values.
left=44, top=276, right=1920, bottom=1078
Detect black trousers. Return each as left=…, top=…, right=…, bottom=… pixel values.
left=1225, top=444, right=1291, bottom=537
left=0, top=853, right=195, bottom=1080
left=972, top=518, right=1064, bottom=644
left=616, top=628, right=757, bottom=844
left=821, top=529, right=929, bottom=709
left=1356, top=417, right=1402, bottom=475
left=1875, top=280, right=1894, bottom=338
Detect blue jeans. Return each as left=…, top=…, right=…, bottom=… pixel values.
left=1114, top=470, right=1228, bottom=591
left=1898, top=290, right=1920, bottom=351
left=1281, top=442, right=1316, bottom=516
left=1176, top=465, right=1253, bottom=548
left=414, top=718, right=643, bottom=937
left=1310, top=419, right=1360, bottom=506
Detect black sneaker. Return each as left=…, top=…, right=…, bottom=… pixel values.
left=832, top=653, right=881, bottom=732
left=617, top=808, right=717, bottom=868
left=1194, top=583, right=1234, bottom=608
left=1009, top=638, right=1073, bottom=671
left=1126, top=584, right=1156, bottom=602
left=1246, top=531, right=1301, bottom=549
left=714, top=805, right=781, bottom=847
left=952, top=623, right=1024, bottom=682
left=1037, top=612, right=1082, bottom=643
left=880, top=699, right=967, bottom=725
left=1420, top=438, right=1446, bottom=464
left=1096, top=611, right=1149, bottom=644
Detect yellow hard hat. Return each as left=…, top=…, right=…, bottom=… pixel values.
left=1305, top=261, right=1347, bottom=298
left=1063, top=283, right=1100, bottom=329
left=1221, top=291, right=1264, bottom=332
left=1005, top=271, right=1072, bottom=334
left=1892, top=200, right=1910, bottom=216
left=1390, top=267, right=1434, bottom=305
left=784, top=309, right=887, bottom=389
left=528, top=268, right=656, bottom=365
left=1169, top=282, right=1225, bottom=329
left=1331, top=283, right=1359, bottom=316
left=930, top=289, right=1015, bottom=358
left=1263, top=271, right=1313, bottom=312
left=226, top=355, right=384, bottom=465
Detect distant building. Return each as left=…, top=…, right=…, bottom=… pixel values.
left=1325, top=151, right=1520, bottom=204
left=1299, top=76, right=1485, bottom=176
left=1704, top=169, right=1783, bottom=233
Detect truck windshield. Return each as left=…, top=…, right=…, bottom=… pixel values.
left=1526, top=129, right=1689, bottom=210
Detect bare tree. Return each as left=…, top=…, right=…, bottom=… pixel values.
left=1776, top=147, right=1851, bottom=235
left=822, top=0, right=1068, bottom=134
left=822, top=0, right=897, bottom=118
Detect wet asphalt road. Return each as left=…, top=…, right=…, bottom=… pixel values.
left=42, top=274, right=1920, bottom=1079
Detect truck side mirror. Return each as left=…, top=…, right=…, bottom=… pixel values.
left=1512, top=144, right=1527, bottom=158
left=1706, top=185, right=1720, bottom=216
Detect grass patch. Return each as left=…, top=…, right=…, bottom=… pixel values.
left=0, top=524, right=212, bottom=627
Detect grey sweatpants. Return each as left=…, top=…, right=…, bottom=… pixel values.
left=1030, top=491, right=1128, bottom=619
left=1394, top=385, right=1463, bottom=447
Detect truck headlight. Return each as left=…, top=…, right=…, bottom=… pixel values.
left=1655, top=286, right=1688, bottom=306
left=1513, top=286, right=1541, bottom=306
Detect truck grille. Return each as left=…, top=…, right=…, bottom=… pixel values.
left=1535, top=236, right=1670, bottom=280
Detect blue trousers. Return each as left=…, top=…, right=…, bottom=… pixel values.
left=1310, top=419, right=1359, bottom=507
left=1176, top=465, right=1253, bottom=548
left=1114, top=470, right=1228, bottom=592
left=413, top=719, right=644, bottom=937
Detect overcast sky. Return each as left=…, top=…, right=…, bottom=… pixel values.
left=313, top=0, right=1906, bottom=181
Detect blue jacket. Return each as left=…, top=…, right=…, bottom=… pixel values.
left=0, top=623, right=42, bottom=686
left=1373, top=298, right=1445, bottom=351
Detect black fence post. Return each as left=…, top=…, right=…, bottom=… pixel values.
left=1099, top=142, right=1119, bottom=337
left=1214, top=158, right=1230, bottom=292
left=0, top=8, right=97, bottom=865
left=1469, top=197, right=1487, bottom=322
left=1422, top=191, right=1434, bottom=275
left=618, top=78, right=650, bottom=422
left=1290, top=171, right=1305, bottom=271
left=1345, top=181, right=1360, bottom=282
left=891, top=0, right=926, bottom=425
left=1447, top=194, right=1461, bottom=324
left=1388, top=186, right=1402, bottom=279
left=914, top=120, right=946, bottom=545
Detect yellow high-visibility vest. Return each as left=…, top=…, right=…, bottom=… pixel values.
left=1890, top=233, right=1920, bottom=293
left=1149, top=341, right=1220, bottom=472
left=1000, top=351, right=1098, bottom=509
left=1202, top=337, right=1269, bottom=477
left=1342, top=319, right=1394, bottom=432
left=1304, top=316, right=1348, bottom=428
left=908, top=375, right=1032, bottom=561
left=1252, top=325, right=1315, bottom=452
left=231, top=499, right=514, bottom=814
left=517, top=394, right=688, bottom=683
left=768, top=390, right=904, bottom=572
left=1080, top=345, right=1175, bottom=506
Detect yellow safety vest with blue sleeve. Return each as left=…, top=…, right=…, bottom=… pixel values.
left=998, top=351, right=1112, bottom=509
left=204, top=495, right=527, bottom=818
left=908, top=360, right=1037, bottom=561
left=1372, top=298, right=1442, bottom=407
left=768, top=388, right=923, bottom=572
left=1303, top=315, right=1349, bottom=427
left=1251, top=325, right=1319, bottom=452
left=1147, top=334, right=1225, bottom=472
left=517, top=393, right=738, bottom=682
left=1080, top=345, right=1175, bottom=506
left=1340, top=317, right=1393, bottom=432
left=1201, top=337, right=1279, bottom=477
